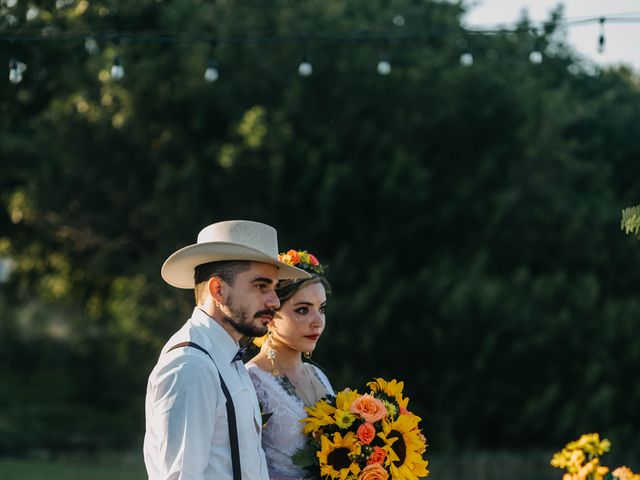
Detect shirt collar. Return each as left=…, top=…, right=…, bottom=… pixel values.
left=190, top=307, right=241, bottom=364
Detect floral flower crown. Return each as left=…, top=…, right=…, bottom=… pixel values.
left=278, top=249, right=325, bottom=276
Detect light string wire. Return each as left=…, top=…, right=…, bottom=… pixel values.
left=2, top=13, right=638, bottom=83
left=1, top=14, right=640, bottom=45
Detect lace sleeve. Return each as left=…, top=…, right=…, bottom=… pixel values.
left=247, top=365, right=271, bottom=415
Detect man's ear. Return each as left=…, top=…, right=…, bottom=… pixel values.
left=208, top=277, right=225, bottom=303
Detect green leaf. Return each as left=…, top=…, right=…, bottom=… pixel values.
left=292, top=446, right=317, bottom=468
left=261, top=411, right=273, bottom=427
left=621, top=205, right=640, bottom=237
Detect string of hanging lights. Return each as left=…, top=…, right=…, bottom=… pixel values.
left=2, top=13, right=638, bottom=84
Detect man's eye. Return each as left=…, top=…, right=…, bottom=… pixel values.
left=320, top=306, right=326, bottom=314
left=256, top=284, right=267, bottom=291
left=295, top=307, right=309, bottom=315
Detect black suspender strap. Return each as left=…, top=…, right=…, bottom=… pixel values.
left=167, top=341, right=242, bottom=480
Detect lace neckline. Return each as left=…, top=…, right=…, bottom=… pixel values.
left=247, top=362, right=327, bottom=407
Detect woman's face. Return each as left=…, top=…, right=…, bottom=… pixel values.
left=271, top=281, right=327, bottom=354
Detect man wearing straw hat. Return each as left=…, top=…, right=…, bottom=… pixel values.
left=143, top=220, right=309, bottom=480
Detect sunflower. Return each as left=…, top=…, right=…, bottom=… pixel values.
left=367, top=378, right=408, bottom=408
left=302, top=399, right=336, bottom=434
left=318, top=431, right=361, bottom=480
left=378, top=414, right=429, bottom=480
left=335, top=388, right=361, bottom=411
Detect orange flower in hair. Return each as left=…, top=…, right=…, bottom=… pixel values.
left=287, top=249, right=300, bottom=264
left=278, top=249, right=325, bottom=275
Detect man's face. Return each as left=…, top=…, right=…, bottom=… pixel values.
left=222, top=262, right=280, bottom=337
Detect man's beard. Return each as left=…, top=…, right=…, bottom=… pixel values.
left=223, top=296, right=272, bottom=338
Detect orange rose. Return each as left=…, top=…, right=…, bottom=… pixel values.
left=367, top=446, right=387, bottom=465
left=350, top=394, right=387, bottom=423
left=287, top=249, right=300, bottom=264
left=308, top=254, right=319, bottom=266
left=358, top=463, right=389, bottom=480
left=357, top=422, right=376, bottom=445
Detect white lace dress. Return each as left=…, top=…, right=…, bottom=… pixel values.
left=246, top=362, right=334, bottom=480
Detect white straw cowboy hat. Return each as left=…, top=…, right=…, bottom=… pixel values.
left=161, top=220, right=310, bottom=289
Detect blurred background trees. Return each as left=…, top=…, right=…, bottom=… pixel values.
left=1, top=0, right=639, bottom=464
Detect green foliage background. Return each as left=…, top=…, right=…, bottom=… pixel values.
left=1, top=0, right=640, bottom=461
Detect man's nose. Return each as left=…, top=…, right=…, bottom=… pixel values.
left=265, top=290, right=280, bottom=309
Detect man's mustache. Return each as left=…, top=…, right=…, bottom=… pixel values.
left=254, top=309, right=275, bottom=320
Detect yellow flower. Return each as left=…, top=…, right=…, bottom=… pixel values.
left=382, top=400, right=397, bottom=418
left=335, top=388, right=361, bottom=412
left=367, top=378, right=410, bottom=410
left=378, top=414, right=429, bottom=480
left=298, top=251, right=311, bottom=264
left=612, top=466, right=640, bottom=480
left=317, top=431, right=361, bottom=480
left=568, top=433, right=611, bottom=457
left=302, top=399, right=336, bottom=435
left=253, top=334, right=267, bottom=347
left=334, top=409, right=356, bottom=429
left=576, top=458, right=608, bottom=480
left=551, top=449, right=585, bottom=472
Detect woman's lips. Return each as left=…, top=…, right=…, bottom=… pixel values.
left=305, top=334, right=320, bottom=341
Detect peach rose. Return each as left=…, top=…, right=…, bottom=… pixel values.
left=278, top=253, right=291, bottom=264
left=287, top=249, right=300, bottom=264
left=358, top=463, right=389, bottom=480
left=356, top=422, right=376, bottom=445
left=308, top=254, right=319, bottom=266
left=350, top=394, right=387, bottom=423
left=367, top=446, right=387, bottom=465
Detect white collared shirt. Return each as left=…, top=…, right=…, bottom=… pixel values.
left=144, top=307, right=269, bottom=480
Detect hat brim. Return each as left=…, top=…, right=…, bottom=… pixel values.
left=161, top=242, right=311, bottom=289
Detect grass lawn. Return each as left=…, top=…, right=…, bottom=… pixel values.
left=0, top=458, right=146, bottom=480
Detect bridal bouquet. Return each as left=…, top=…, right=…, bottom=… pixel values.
left=293, top=378, right=429, bottom=480
left=551, top=433, right=639, bottom=480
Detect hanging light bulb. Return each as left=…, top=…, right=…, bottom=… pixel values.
left=392, top=14, right=405, bottom=27
left=110, top=55, right=124, bottom=80
left=598, top=17, right=606, bottom=54
left=377, top=58, right=391, bottom=75
left=460, top=52, right=473, bottom=67
left=529, top=50, right=543, bottom=64
left=204, top=59, right=219, bottom=82
left=8, top=58, right=27, bottom=84
left=84, top=37, right=99, bottom=55
left=298, top=56, right=312, bottom=77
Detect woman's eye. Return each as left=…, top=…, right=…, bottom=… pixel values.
left=295, top=307, right=309, bottom=315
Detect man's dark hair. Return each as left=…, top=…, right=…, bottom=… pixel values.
left=194, top=260, right=251, bottom=305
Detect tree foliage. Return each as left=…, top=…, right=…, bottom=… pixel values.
left=2, top=0, right=640, bottom=457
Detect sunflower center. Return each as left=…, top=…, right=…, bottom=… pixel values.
left=327, top=447, right=351, bottom=470
left=389, top=430, right=406, bottom=466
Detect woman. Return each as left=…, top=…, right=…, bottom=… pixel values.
left=247, top=250, right=333, bottom=480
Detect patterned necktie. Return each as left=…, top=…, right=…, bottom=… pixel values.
left=232, top=344, right=248, bottom=362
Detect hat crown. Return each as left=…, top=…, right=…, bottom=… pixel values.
left=161, top=219, right=309, bottom=289
left=197, top=220, right=278, bottom=258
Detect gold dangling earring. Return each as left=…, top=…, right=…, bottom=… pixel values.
left=304, top=351, right=312, bottom=359
left=267, top=330, right=279, bottom=376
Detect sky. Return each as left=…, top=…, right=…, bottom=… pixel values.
left=461, top=0, right=640, bottom=71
